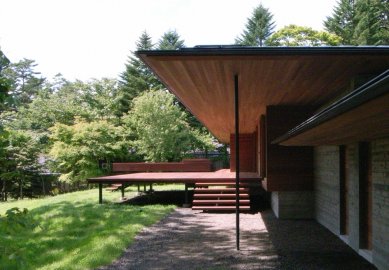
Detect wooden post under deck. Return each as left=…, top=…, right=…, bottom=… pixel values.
left=99, top=183, right=103, bottom=204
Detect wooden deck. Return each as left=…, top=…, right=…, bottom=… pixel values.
left=88, top=169, right=261, bottom=205
left=88, top=169, right=261, bottom=184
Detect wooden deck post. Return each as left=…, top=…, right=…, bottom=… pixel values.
left=99, top=183, right=103, bottom=204
left=234, top=74, right=240, bottom=251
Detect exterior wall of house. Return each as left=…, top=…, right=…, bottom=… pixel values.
left=371, top=138, right=389, bottom=270
left=313, top=139, right=389, bottom=270
left=271, top=191, right=314, bottom=219
left=314, top=145, right=340, bottom=235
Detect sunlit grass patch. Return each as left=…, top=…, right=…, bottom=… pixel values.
left=0, top=187, right=178, bottom=270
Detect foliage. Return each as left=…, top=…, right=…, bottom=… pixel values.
left=2, top=78, right=122, bottom=146
left=3, top=59, right=45, bottom=109
left=118, top=31, right=163, bottom=114
left=325, top=0, right=389, bottom=45
left=158, top=30, right=185, bottom=50
left=0, top=129, right=41, bottom=200
left=353, top=0, right=389, bottom=45
left=49, top=120, right=131, bottom=183
left=123, top=90, right=214, bottom=162
left=0, top=207, right=37, bottom=268
left=267, top=24, right=342, bottom=46
left=0, top=188, right=176, bottom=270
left=236, top=4, right=275, bottom=46
left=324, top=0, right=357, bottom=44
left=0, top=49, right=10, bottom=111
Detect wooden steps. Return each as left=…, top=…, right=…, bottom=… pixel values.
left=192, top=181, right=251, bottom=212
left=192, top=206, right=250, bottom=211
left=193, top=193, right=249, bottom=199
left=192, top=199, right=250, bottom=205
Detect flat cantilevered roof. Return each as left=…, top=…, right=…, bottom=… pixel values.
left=137, top=46, right=389, bottom=143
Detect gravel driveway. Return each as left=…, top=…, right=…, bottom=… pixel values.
left=98, top=208, right=376, bottom=270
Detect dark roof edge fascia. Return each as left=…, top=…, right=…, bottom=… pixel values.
left=136, top=46, right=389, bottom=57
left=272, top=69, right=389, bottom=145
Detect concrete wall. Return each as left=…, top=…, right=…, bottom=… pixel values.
left=371, top=139, right=389, bottom=270
left=271, top=191, right=314, bottom=219
left=314, top=145, right=340, bottom=235
left=313, top=139, right=389, bottom=270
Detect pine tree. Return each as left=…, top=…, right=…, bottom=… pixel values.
left=158, top=30, right=185, bottom=50
left=0, top=49, right=10, bottom=110
left=353, top=0, right=389, bottom=45
left=3, top=59, right=45, bottom=109
left=118, top=31, right=162, bottom=115
left=235, top=4, right=276, bottom=46
left=324, top=0, right=357, bottom=45
left=325, top=0, right=389, bottom=45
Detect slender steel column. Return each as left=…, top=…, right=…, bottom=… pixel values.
left=234, top=74, right=240, bottom=250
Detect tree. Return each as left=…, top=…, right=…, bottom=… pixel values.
left=235, top=4, right=276, bottom=46
left=118, top=31, right=162, bottom=114
left=3, top=78, right=121, bottom=134
left=158, top=30, right=185, bottom=50
left=49, top=120, right=131, bottom=184
left=123, top=90, right=213, bottom=162
left=0, top=129, right=41, bottom=200
left=353, top=0, right=389, bottom=45
left=267, top=25, right=341, bottom=46
left=0, top=49, right=10, bottom=112
left=324, top=0, right=357, bottom=45
left=324, top=0, right=389, bottom=45
left=3, top=59, right=45, bottom=109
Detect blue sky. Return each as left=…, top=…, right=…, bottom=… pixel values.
left=0, top=0, right=337, bottom=81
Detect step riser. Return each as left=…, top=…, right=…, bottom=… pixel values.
left=192, top=181, right=252, bottom=212
left=194, top=188, right=249, bottom=193
left=192, top=206, right=250, bottom=211
left=193, top=194, right=249, bottom=199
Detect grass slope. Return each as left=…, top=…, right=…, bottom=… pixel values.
left=0, top=185, right=182, bottom=270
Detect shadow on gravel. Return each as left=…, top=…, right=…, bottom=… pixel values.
left=99, top=208, right=279, bottom=270
left=261, top=211, right=377, bottom=270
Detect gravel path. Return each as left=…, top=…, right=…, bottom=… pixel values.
left=98, top=208, right=376, bottom=270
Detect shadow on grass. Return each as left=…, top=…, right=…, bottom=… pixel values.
left=1, top=199, right=175, bottom=270
left=126, top=190, right=193, bottom=206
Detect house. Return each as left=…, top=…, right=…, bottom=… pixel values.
left=137, top=46, right=389, bottom=270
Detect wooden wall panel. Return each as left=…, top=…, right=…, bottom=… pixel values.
left=230, top=133, right=257, bottom=172
left=265, top=106, right=314, bottom=191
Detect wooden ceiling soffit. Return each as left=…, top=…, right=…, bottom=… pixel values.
left=137, top=48, right=389, bottom=143
left=274, top=70, right=389, bottom=146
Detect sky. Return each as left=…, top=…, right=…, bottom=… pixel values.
left=0, top=0, right=338, bottom=81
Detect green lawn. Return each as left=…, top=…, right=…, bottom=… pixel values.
left=0, top=184, right=184, bottom=270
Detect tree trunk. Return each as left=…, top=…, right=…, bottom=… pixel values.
left=1, top=179, right=5, bottom=201
left=19, top=178, right=23, bottom=199
left=41, top=176, right=46, bottom=196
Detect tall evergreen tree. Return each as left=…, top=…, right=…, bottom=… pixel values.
left=3, top=59, right=45, bottom=109
left=354, top=0, right=389, bottom=45
left=325, top=0, right=389, bottom=45
left=0, top=49, right=11, bottom=110
left=158, top=30, right=185, bottom=50
left=324, top=0, right=357, bottom=44
left=235, top=4, right=276, bottom=46
left=118, top=31, right=162, bottom=115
